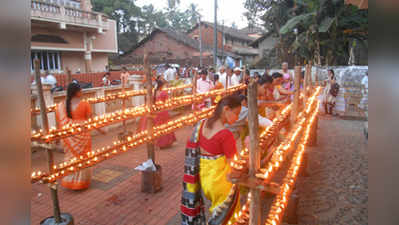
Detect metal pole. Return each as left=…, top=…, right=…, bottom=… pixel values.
left=34, top=59, right=62, bottom=223
left=144, top=53, right=155, bottom=162
left=198, top=17, right=203, bottom=68
left=213, top=0, right=218, bottom=68
left=221, top=20, right=224, bottom=65
left=247, top=81, right=261, bottom=225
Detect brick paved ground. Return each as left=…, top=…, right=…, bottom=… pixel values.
left=31, top=121, right=193, bottom=225
left=32, top=113, right=368, bottom=225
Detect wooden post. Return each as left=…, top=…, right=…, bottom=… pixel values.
left=225, top=70, right=228, bottom=89
left=303, top=64, right=311, bottom=106
left=243, top=65, right=246, bottom=84
left=247, top=81, right=261, bottom=225
left=144, top=53, right=155, bottom=162
left=34, top=59, right=62, bottom=223
left=308, top=115, right=318, bottom=146
left=291, top=66, right=301, bottom=126
left=192, top=69, right=197, bottom=110
left=67, top=67, right=72, bottom=85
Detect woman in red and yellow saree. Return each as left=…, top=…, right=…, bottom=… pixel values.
left=137, top=79, right=176, bottom=148
left=181, top=95, right=242, bottom=225
left=56, top=83, right=101, bottom=190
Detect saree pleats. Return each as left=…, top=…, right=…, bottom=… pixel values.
left=181, top=120, right=240, bottom=225
left=56, top=102, right=92, bottom=190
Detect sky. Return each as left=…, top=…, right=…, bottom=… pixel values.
left=135, top=0, right=250, bottom=29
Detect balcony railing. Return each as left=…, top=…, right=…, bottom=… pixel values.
left=31, top=0, right=109, bottom=31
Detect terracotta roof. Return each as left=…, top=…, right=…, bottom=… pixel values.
left=124, top=27, right=241, bottom=59
left=188, top=21, right=256, bottom=42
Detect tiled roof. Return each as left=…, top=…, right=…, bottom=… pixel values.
left=189, top=21, right=256, bottom=42
left=124, top=27, right=242, bottom=59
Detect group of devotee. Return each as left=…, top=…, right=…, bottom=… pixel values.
left=54, top=59, right=344, bottom=225
left=180, top=62, right=301, bottom=225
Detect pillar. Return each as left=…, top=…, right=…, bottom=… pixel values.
left=84, top=32, right=92, bottom=73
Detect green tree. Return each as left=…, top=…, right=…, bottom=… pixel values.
left=245, top=0, right=368, bottom=66
left=92, top=0, right=142, bottom=53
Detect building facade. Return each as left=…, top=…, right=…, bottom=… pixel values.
left=187, top=22, right=259, bottom=65
left=31, top=0, right=117, bottom=74
left=121, top=27, right=241, bottom=66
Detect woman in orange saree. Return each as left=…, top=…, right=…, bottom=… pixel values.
left=137, top=79, right=176, bottom=148
left=55, top=83, right=99, bottom=190
left=181, top=95, right=242, bottom=225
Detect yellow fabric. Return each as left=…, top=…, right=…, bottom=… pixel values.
left=200, top=156, right=241, bottom=224
left=186, top=183, right=200, bottom=193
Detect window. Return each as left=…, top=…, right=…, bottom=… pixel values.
left=31, top=51, right=62, bottom=72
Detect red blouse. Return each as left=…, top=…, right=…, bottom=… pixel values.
left=199, top=126, right=237, bottom=159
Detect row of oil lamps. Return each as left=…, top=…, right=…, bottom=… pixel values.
left=31, top=85, right=246, bottom=143
left=229, top=87, right=321, bottom=225
left=31, top=106, right=215, bottom=184
left=31, top=83, right=193, bottom=114
left=265, top=100, right=320, bottom=225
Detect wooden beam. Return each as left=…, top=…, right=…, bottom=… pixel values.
left=228, top=176, right=281, bottom=195
left=303, top=64, right=311, bottom=107
left=66, top=67, right=72, bottom=84
left=34, top=59, right=62, bottom=223
left=291, top=66, right=301, bottom=126
left=247, top=81, right=261, bottom=225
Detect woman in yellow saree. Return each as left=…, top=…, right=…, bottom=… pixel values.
left=181, top=95, right=242, bottom=225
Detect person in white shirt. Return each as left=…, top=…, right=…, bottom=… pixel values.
left=163, top=64, right=176, bottom=82
left=226, top=68, right=234, bottom=88
left=196, top=69, right=214, bottom=107
left=217, top=66, right=227, bottom=88
left=44, top=71, right=57, bottom=88
left=232, top=67, right=242, bottom=86
left=32, top=71, right=57, bottom=89
left=102, top=73, right=111, bottom=86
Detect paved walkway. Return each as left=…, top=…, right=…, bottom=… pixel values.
left=31, top=114, right=368, bottom=225
left=296, top=115, right=368, bottom=225
left=31, top=122, right=192, bottom=225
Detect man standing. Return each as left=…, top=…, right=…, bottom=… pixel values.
left=226, top=68, right=234, bottom=88
left=232, top=67, right=242, bottom=86
left=217, top=66, right=227, bottom=88
left=163, top=64, right=176, bottom=83
left=120, top=67, right=130, bottom=88
left=44, top=71, right=57, bottom=89
left=196, top=69, right=214, bottom=108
